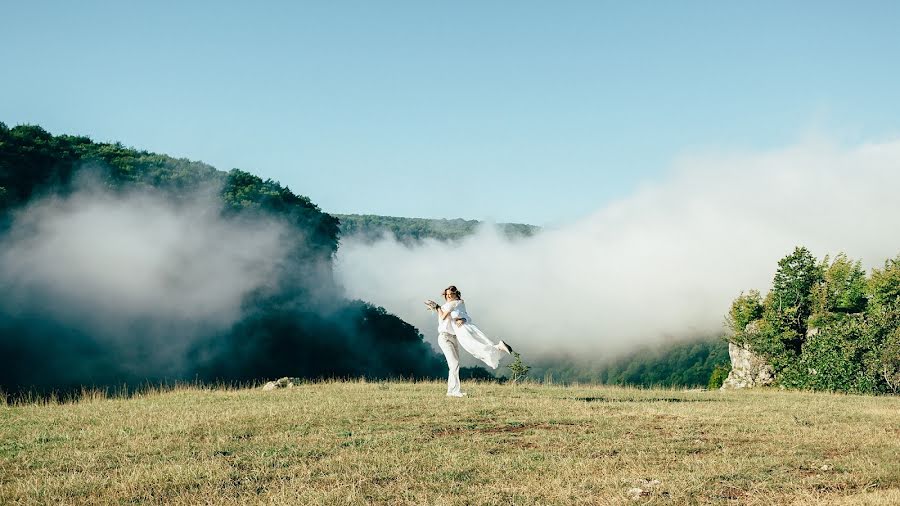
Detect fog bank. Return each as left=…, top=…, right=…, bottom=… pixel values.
left=336, top=138, right=900, bottom=358
left=0, top=181, right=294, bottom=379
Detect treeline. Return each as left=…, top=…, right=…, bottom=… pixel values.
left=527, top=338, right=730, bottom=388
left=0, top=123, right=452, bottom=396
left=335, top=213, right=539, bottom=245
left=727, top=247, right=900, bottom=394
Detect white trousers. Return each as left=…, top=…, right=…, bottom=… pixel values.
left=438, top=332, right=461, bottom=395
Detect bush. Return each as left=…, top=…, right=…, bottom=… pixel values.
left=507, top=353, right=531, bottom=383
left=707, top=362, right=731, bottom=390
left=795, top=315, right=883, bottom=393
left=726, top=291, right=764, bottom=339
left=880, top=327, right=900, bottom=393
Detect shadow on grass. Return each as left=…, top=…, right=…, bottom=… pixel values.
left=574, top=396, right=725, bottom=403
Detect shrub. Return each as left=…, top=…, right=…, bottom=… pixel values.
left=707, top=362, right=731, bottom=390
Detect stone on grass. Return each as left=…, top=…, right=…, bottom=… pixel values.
left=261, top=377, right=299, bottom=391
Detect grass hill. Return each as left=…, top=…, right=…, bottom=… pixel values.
left=2, top=381, right=898, bottom=505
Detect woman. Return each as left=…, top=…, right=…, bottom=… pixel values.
left=426, top=286, right=513, bottom=397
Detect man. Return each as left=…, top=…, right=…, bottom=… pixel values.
left=425, top=286, right=468, bottom=397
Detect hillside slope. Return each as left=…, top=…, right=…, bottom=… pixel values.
left=335, top=213, right=539, bottom=245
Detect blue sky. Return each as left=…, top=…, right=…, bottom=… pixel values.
left=2, top=1, right=899, bottom=225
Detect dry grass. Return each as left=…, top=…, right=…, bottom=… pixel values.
left=1, top=380, right=899, bottom=505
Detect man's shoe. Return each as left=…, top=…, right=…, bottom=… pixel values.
left=497, top=340, right=513, bottom=354
left=447, top=392, right=467, bottom=397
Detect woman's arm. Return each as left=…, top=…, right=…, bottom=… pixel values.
left=437, top=301, right=466, bottom=322
left=436, top=306, right=453, bottom=321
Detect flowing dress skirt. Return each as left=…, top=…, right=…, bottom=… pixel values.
left=454, top=323, right=505, bottom=369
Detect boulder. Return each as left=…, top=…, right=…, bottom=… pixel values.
left=261, top=377, right=299, bottom=391
left=720, top=342, right=775, bottom=389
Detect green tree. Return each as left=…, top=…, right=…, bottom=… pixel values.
left=507, top=352, right=531, bottom=383
left=770, top=247, right=821, bottom=330
left=726, top=290, right=764, bottom=341
left=767, top=246, right=822, bottom=354
left=811, top=253, right=867, bottom=325
left=868, top=255, right=900, bottom=313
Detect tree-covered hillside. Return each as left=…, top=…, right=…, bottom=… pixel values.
left=0, top=123, right=453, bottom=396
left=527, top=338, right=730, bottom=388
left=335, top=213, right=539, bottom=245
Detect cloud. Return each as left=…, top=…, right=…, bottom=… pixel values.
left=335, top=137, right=900, bottom=359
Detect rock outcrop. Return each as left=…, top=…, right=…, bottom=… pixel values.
left=720, top=343, right=775, bottom=390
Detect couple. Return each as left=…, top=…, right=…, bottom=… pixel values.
left=425, top=285, right=513, bottom=397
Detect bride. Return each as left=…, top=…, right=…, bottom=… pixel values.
left=426, top=285, right=513, bottom=371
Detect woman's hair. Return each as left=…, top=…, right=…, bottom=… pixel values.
left=443, top=285, right=463, bottom=300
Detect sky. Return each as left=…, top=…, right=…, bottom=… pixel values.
left=2, top=1, right=900, bottom=226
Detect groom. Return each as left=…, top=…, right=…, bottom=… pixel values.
left=426, top=289, right=468, bottom=397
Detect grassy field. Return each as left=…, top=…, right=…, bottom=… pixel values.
left=1, top=381, right=899, bottom=505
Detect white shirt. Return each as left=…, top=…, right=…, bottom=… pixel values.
left=438, top=300, right=470, bottom=335
left=451, top=301, right=471, bottom=325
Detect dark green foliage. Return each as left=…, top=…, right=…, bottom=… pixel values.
left=222, top=169, right=340, bottom=261
left=0, top=123, right=338, bottom=255
left=810, top=254, right=868, bottom=326
left=793, top=315, right=883, bottom=393
left=728, top=247, right=900, bottom=394
left=528, top=338, right=730, bottom=388
left=768, top=246, right=822, bottom=350
left=192, top=300, right=445, bottom=383
left=460, top=366, right=499, bottom=381
left=882, top=328, right=900, bottom=393
left=0, top=124, right=217, bottom=209
left=707, top=361, right=731, bottom=390
left=335, top=213, right=539, bottom=245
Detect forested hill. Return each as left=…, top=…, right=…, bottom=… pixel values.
left=0, top=123, right=339, bottom=259
left=335, top=213, right=540, bottom=244
left=0, top=123, right=466, bottom=396
left=528, top=337, right=730, bottom=388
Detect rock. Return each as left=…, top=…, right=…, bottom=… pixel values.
left=720, top=342, right=775, bottom=389
left=627, top=487, right=646, bottom=500
left=626, top=479, right=660, bottom=500
left=261, top=377, right=299, bottom=390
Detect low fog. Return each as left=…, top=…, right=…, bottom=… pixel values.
left=0, top=179, right=294, bottom=380
left=336, top=138, right=900, bottom=359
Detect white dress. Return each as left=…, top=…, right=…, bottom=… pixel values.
left=448, top=300, right=505, bottom=370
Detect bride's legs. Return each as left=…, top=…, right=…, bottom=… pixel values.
left=438, top=332, right=463, bottom=396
